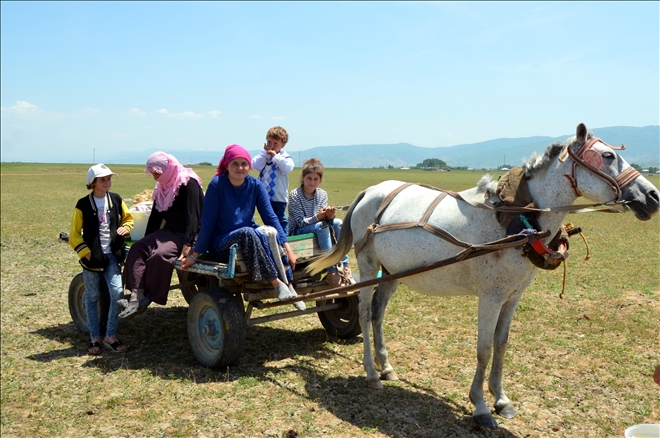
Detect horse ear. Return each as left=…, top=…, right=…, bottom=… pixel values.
left=576, top=123, right=587, bottom=144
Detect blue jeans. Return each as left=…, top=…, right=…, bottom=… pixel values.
left=271, top=201, right=289, bottom=235
left=82, top=253, right=123, bottom=339
left=294, top=219, right=348, bottom=271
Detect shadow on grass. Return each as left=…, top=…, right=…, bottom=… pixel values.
left=31, top=306, right=518, bottom=437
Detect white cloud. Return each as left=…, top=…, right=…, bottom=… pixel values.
left=209, top=110, right=221, bottom=118
left=156, top=108, right=203, bottom=119
left=129, top=108, right=147, bottom=117
left=272, top=116, right=286, bottom=120
left=3, top=101, right=42, bottom=116
left=250, top=115, right=263, bottom=119
left=144, top=125, right=154, bottom=130
left=82, top=107, right=101, bottom=115
left=179, top=111, right=204, bottom=119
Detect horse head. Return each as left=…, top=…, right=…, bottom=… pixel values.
left=560, top=123, right=659, bottom=220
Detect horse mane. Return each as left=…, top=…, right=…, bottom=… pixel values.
left=521, top=130, right=595, bottom=177
left=475, top=128, right=596, bottom=191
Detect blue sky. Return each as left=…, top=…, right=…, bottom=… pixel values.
left=1, top=1, right=658, bottom=164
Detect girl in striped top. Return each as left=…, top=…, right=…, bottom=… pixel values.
left=288, top=158, right=356, bottom=287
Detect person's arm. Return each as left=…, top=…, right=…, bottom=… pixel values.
left=182, top=180, right=203, bottom=247
left=144, top=199, right=163, bottom=237
left=288, top=188, right=320, bottom=231
left=182, top=178, right=221, bottom=270
left=117, top=200, right=134, bottom=237
left=272, top=151, right=295, bottom=175
left=252, top=149, right=268, bottom=171
left=69, top=206, right=90, bottom=260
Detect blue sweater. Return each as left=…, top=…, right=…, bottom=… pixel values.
left=194, top=174, right=287, bottom=256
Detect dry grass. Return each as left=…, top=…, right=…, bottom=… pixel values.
left=1, top=163, right=658, bottom=437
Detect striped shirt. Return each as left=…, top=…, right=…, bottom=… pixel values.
left=287, top=186, right=328, bottom=236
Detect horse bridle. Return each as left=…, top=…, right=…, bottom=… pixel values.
left=561, top=137, right=641, bottom=203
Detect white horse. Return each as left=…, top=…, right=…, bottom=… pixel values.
left=308, top=123, right=659, bottom=427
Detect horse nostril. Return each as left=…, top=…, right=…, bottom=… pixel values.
left=650, top=190, right=659, bottom=203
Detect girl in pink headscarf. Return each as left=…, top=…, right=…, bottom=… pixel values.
left=181, top=144, right=304, bottom=311
left=120, top=152, right=204, bottom=318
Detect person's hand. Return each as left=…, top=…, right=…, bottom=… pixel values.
left=654, top=364, right=660, bottom=386
left=264, top=143, right=276, bottom=157
left=325, top=205, right=336, bottom=220
left=180, top=251, right=198, bottom=270
left=177, top=245, right=192, bottom=262
left=284, top=243, right=296, bottom=271
left=84, top=253, right=91, bottom=261
left=117, top=226, right=130, bottom=236
left=317, top=207, right=328, bottom=221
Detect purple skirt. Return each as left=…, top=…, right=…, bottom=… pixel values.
left=124, top=229, right=184, bottom=305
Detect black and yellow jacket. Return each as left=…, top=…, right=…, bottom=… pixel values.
left=69, top=192, right=134, bottom=271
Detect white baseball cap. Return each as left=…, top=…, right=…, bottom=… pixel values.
left=86, top=163, right=117, bottom=186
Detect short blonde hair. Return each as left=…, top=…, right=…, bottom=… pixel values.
left=300, top=158, right=324, bottom=185
left=266, top=126, right=289, bottom=145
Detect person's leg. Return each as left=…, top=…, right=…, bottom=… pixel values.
left=82, top=269, right=102, bottom=353
left=102, top=254, right=126, bottom=352
left=271, top=201, right=288, bottom=235
left=296, top=222, right=333, bottom=255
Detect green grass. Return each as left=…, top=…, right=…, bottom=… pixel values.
left=1, top=163, right=658, bottom=437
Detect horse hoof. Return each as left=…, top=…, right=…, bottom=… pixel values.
left=380, top=370, right=399, bottom=381
left=495, top=404, right=517, bottom=419
left=473, top=414, right=498, bottom=428
left=367, top=378, right=384, bottom=390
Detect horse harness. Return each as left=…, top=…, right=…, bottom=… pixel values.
left=353, top=181, right=568, bottom=269
left=561, top=137, right=641, bottom=202
left=354, top=137, right=642, bottom=273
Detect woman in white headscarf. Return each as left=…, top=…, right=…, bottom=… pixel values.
left=120, top=152, right=204, bottom=318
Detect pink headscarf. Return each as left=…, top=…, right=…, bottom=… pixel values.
left=145, top=152, right=203, bottom=212
left=215, top=144, right=252, bottom=176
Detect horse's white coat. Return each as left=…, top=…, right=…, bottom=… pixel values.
left=308, top=124, right=659, bottom=427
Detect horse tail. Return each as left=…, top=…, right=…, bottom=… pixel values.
left=307, top=189, right=366, bottom=276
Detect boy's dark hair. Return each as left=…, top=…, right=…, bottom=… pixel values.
left=300, top=158, right=324, bottom=184
left=266, top=126, right=289, bottom=145
left=86, top=179, right=96, bottom=190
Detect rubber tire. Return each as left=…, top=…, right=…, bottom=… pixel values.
left=68, top=272, right=110, bottom=336
left=176, top=270, right=218, bottom=305
left=187, top=288, right=246, bottom=368
left=176, top=270, right=197, bottom=304
left=316, top=294, right=362, bottom=339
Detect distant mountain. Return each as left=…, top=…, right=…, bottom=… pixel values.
left=107, top=125, right=659, bottom=169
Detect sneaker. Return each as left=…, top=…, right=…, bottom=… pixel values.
left=325, top=270, right=344, bottom=288
left=343, top=266, right=357, bottom=285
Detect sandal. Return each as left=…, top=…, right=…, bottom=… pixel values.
left=118, top=298, right=151, bottom=319
left=87, top=341, right=102, bottom=355
left=103, top=339, right=126, bottom=353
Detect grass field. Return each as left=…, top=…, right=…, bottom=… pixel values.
left=1, top=162, right=658, bottom=437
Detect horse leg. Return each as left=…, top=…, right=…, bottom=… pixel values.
left=356, top=260, right=383, bottom=389
left=370, top=279, right=400, bottom=382
left=360, top=287, right=383, bottom=389
left=470, top=293, right=503, bottom=428
left=488, top=294, right=521, bottom=419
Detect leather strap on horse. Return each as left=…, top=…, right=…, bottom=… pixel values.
left=355, top=182, right=529, bottom=257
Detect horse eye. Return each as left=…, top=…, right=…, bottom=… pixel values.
left=602, top=152, right=614, bottom=159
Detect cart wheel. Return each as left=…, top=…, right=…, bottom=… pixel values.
left=187, top=288, right=246, bottom=368
left=317, top=294, right=362, bottom=339
left=68, top=272, right=112, bottom=336
left=176, top=270, right=216, bottom=305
